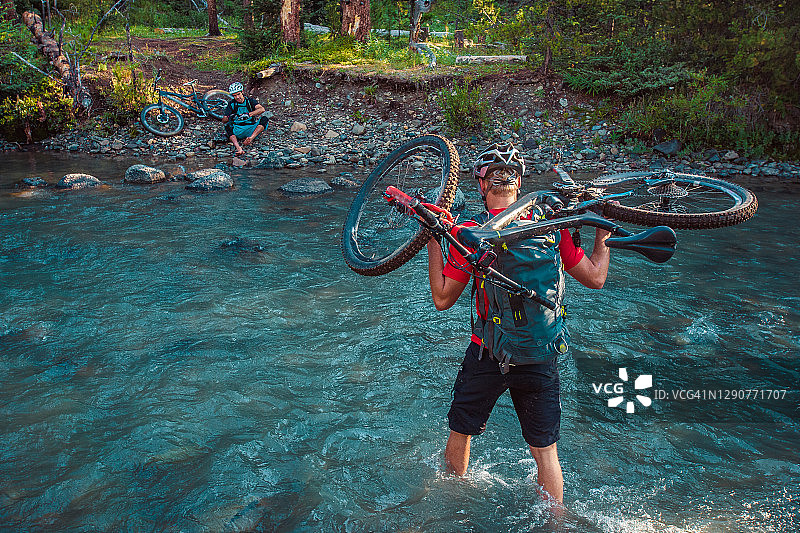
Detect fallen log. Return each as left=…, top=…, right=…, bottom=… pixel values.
left=21, top=11, right=73, bottom=86
left=455, top=55, right=527, bottom=65
left=21, top=10, right=91, bottom=108
left=254, top=63, right=284, bottom=79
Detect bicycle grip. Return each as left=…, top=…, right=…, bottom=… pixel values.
left=384, top=186, right=415, bottom=208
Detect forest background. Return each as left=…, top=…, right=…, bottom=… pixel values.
left=1, top=0, right=798, bottom=160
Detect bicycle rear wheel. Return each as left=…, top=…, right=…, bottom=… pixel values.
left=594, top=171, right=758, bottom=229
left=202, top=89, right=233, bottom=120
left=140, top=104, right=185, bottom=137
left=342, top=135, right=460, bottom=276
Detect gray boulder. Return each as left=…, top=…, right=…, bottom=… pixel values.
left=125, top=164, right=167, bottom=184
left=653, top=139, right=683, bottom=156
left=57, top=173, right=103, bottom=189
left=185, top=169, right=234, bottom=191
left=279, top=178, right=333, bottom=195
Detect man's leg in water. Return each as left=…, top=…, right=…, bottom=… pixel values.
left=529, top=442, right=564, bottom=503
left=444, top=430, right=471, bottom=475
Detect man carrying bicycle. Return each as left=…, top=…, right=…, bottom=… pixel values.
left=221, top=82, right=269, bottom=156
left=426, top=142, right=612, bottom=506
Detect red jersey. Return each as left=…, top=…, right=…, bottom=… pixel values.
left=442, top=208, right=584, bottom=344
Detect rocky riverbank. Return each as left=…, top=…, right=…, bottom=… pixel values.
left=3, top=78, right=799, bottom=183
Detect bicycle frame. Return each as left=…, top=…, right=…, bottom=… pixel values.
left=383, top=185, right=678, bottom=305
left=156, top=88, right=208, bottom=117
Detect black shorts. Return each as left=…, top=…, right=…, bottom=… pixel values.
left=448, top=342, right=561, bottom=448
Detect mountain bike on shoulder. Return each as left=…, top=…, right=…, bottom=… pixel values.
left=342, top=135, right=758, bottom=295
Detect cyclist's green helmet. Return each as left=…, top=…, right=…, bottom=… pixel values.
left=228, top=82, right=244, bottom=94
left=473, top=142, right=525, bottom=184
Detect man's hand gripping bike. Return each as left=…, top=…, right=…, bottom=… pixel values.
left=342, top=136, right=758, bottom=296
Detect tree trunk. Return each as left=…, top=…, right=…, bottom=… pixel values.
left=280, top=0, right=301, bottom=44
left=208, top=0, right=221, bottom=36
left=21, top=11, right=74, bottom=88
left=541, top=3, right=554, bottom=74
left=341, top=0, right=370, bottom=43
left=242, top=0, right=253, bottom=30
left=2, top=0, right=16, bottom=21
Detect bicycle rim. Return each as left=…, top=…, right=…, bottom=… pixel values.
left=202, top=90, right=232, bottom=120
left=595, top=171, right=758, bottom=229
left=140, top=104, right=184, bottom=137
left=342, top=135, right=460, bottom=276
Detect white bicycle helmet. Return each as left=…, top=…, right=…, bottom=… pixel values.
left=473, top=142, right=526, bottom=181
left=228, top=82, right=244, bottom=94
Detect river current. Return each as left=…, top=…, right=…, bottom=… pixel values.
left=0, top=153, right=797, bottom=532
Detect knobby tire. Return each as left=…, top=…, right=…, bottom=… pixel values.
left=342, top=135, right=460, bottom=276
left=202, top=89, right=233, bottom=120
left=140, top=104, right=185, bottom=137
left=597, top=172, right=758, bottom=229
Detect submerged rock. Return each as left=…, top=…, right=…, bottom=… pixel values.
left=159, top=163, right=187, bottom=181
left=279, top=178, right=333, bottom=195
left=124, top=164, right=167, bottom=184
left=185, top=169, right=234, bottom=191
left=21, top=176, right=48, bottom=188
left=220, top=236, right=266, bottom=253
left=330, top=175, right=358, bottom=188
left=57, top=173, right=103, bottom=189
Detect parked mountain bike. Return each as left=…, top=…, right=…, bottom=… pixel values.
left=342, top=135, right=758, bottom=278
left=140, top=69, right=232, bottom=137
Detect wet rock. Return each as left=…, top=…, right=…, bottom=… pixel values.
left=124, top=164, right=167, bottom=184
left=159, top=164, right=187, bottom=181
left=232, top=157, right=247, bottom=168
left=255, top=152, right=283, bottom=169
left=330, top=175, right=358, bottom=188
left=185, top=169, right=234, bottom=191
left=653, top=139, right=683, bottom=156
left=57, top=173, right=103, bottom=189
left=21, top=177, right=47, bottom=187
left=279, top=178, right=333, bottom=195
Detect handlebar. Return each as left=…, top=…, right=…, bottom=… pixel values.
left=384, top=184, right=678, bottom=306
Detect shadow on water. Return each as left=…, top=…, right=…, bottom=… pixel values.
left=1, top=153, right=798, bottom=531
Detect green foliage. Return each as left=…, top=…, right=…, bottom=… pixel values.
left=617, top=73, right=800, bottom=159
left=437, top=80, right=489, bottom=133
left=0, top=77, right=75, bottom=142
left=99, top=64, right=153, bottom=123
left=510, top=117, right=522, bottom=133
left=0, top=21, right=46, bottom=101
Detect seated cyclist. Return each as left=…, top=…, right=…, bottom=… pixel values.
left=221, top=82, right=269, bottom=156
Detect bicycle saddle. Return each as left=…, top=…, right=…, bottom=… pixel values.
left=183, top=79, right=199, bottom=87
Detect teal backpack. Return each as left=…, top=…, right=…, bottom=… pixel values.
left=471, top=213, right=569, bottom=373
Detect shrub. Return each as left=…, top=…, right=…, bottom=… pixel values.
left=0, top=77, right=75, bottom=142
left=99, top=64, right=153, bottom=123
left=437, top=80, right=489, bottom=133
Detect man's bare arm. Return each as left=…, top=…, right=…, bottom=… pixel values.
left=427, top=239, right=468, bottom=310
left=566, top=228, right=611, bottom=289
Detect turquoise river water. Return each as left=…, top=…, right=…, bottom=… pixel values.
left=0, top=153, right=798, bottom=532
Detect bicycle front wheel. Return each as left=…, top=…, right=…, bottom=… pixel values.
left=202, top=89, right=232, bottom=120
left=594, top=171, right=758, bottom=229
left=140, top=104, right=185, bottom=137
left=342, top=135, right=460, bottom=276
